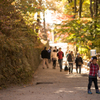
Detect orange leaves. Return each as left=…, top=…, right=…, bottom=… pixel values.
left=81, top=35, right=84, bottom=38
left=11, top=1, right=15, bottom=5
left=68, top=42, right=76, bottom=45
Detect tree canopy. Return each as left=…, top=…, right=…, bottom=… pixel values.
left=55, top=0, right=100, bottom=56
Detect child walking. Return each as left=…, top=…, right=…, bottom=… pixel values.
left=88, top=56, right=100, bottom=94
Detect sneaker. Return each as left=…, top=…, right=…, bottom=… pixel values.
left=96, top=91, right=100, bottom=94
left=88, top=91, right=92, bottom=94
left=60, top=69, right=62, bottom=72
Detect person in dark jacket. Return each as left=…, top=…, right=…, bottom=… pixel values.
left=55, top=46, right=58, bottom=52
left=75, top=53, right=83, bottom=74
left=67, top=51, right=73, bottom=74
left=48, top=47, right=52, bottom=63
left=57, top=48, right=64, bottom=72
left=41, top=47, right=49, bottom=69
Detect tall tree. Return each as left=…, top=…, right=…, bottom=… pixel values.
left=79, top=0, right=82, bottom=18
left=94, top=0, right=98, bottom=17
left=74, top=0, right=76, bottom=18
left=90, top=0, right=93, bottom=18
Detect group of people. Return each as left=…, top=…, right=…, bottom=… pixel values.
left=41, top=46, right=64, bottom=72
left=41, top=46, right=100, bottom=94
left=41, top=46, right=84, bottom=73
left=66, top=51, right=83, bottom=74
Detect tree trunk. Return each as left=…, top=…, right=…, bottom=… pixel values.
left=79, top=0, right=82, bottom=18
left=36, top=0, right=42, bottom=33
left=68, top=0, right=73, bottom=3
left=90, top=0, right=93, bottom=18
left=94, top=0, right=98, bottom=17
left=74, top=0, right=76, bottom=18
left=94, top=0, right=98, bottom=37
left=98, top=0, right=100, bottom=14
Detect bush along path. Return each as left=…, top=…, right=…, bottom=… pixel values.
left=0, top=0, right=44, bottom=87
left=0, top=62, right=100, bottom=100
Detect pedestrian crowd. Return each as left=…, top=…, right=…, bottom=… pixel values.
left=41, top=46, right=100, bottom=94
left=41, top=46, right=83, bottom=73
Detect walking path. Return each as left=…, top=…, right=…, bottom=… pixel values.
left=0, top=62, right=100, bottom=100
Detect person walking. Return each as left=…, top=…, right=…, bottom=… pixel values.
left=67, top=51, right=73, bottom=74
left=71, top=51, right=75, bottom=62
left=71, top=51, right=75, bottom=71
left=57, top=48, right=64, bottom=72
left=88, top=56, right=100, bottom=94
left=48, top=47, right=52, bottom=63
left=41, top=47, right=49, bottom=69
left=54, top=46, right=59, bottom=67
left=51, top=50, right=57, bottom=69
left=75, top=53, right=83, bottom=74
left=66, top=51, right=69, bottom=61
left=54, top=46, right=58, bottom=52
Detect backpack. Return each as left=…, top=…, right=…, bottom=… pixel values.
left=67, top=54, right=72, bottom=62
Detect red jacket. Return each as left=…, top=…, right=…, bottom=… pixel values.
left=89, top=63, right=99, bottom=76
left=57, top=51, right=64, bottom=60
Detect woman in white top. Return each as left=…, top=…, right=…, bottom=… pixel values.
left=51, top=50, right=58, bottom=69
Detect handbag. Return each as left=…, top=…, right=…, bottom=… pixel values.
left=64, top=65, right=69, bottom=71
left=52, top=58, right=56, bottom=61
left=78, top=62, right=82, bottom=66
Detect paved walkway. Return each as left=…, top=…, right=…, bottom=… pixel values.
left=0, top=62, right=100, bottom=100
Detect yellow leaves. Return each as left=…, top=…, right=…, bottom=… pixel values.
left=25, top=6, right=28, bottom=8
left=67, top=34, right=74, bottom=39
left=81, top=18, right=92, bottom=22
left=11, top=1, right=15, bottom=5
left=76, top=20, right=81, bottom=24
left=87, top=40, right=92, bottom=46
left=83, top=0, right=90, bottom=4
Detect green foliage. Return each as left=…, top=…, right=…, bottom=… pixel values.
left=0, top=36, right=42, bottom=86
left=55, top=0, right=100, bottom=58
left=57, top=18, right=100, bottom=48
left=15, top=0, right=41, bottom=14
left=63, top=0, right=91, bottom=18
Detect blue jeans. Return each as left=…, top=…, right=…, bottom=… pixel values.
left=58, top=59, right=63, bottom=70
